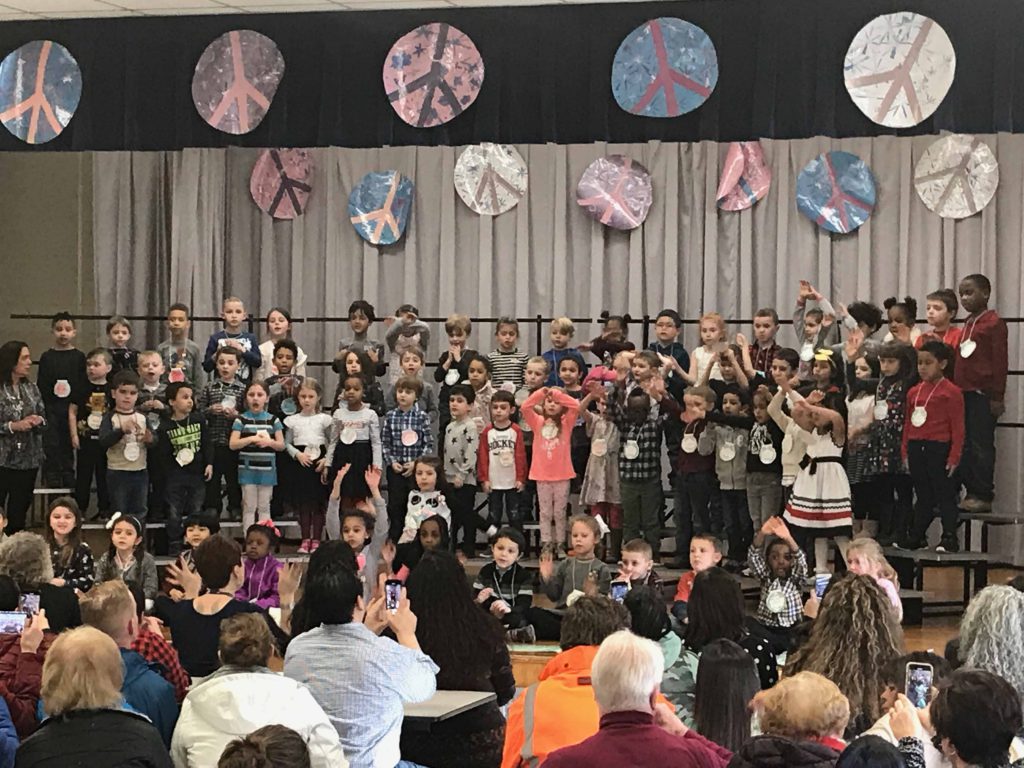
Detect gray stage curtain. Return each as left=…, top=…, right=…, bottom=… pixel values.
left=91, top=135, right=1024, bottom=546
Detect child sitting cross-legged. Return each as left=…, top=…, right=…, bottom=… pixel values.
left=234, top=520, right=282, bottom=609
left=671, top=533, right=723, bottom=622
left=748, top=516, right=808, bottom=654
left=94, top=512, right=159, bottom=610
left=616, top=538, right=659, bottom=590
left=473, top=527, right=535, bottom=643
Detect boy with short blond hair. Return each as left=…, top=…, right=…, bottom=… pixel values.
left=202, top=296, right=261, bottom=384
left=542, top=317, right=588, bottom=387
left=158, top=303, right=204, bottom=389
left=382, top=375, right=434, bottom=541
left=39, top=311, right=86, bottom=487
left=487, top=317, right=530, bottom=390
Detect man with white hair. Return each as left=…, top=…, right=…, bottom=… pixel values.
left=545, top=630, right=732, bottom=768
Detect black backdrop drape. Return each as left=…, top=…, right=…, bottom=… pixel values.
left=0, top=0, right=1022, bottom=152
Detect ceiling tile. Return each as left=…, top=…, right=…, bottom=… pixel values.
left=112, top=0, right=228, bottom=8
left=3, top=0, right=119, bottom=10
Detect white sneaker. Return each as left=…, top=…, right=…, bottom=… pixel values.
left=592, top=514, right=611, bottom=536
left=486, top=525, right=498, bottom=538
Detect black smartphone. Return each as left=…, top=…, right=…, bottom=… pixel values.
left=609, top=580, right=629, bottom=603
left=19, top=593, right=40, bottom=616
left=905, top=662, right=934, bottom=709
left=0, top=611, right=26, bottom=635
left=385, top=579, right=403, bottom=613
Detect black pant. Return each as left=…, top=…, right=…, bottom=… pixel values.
left=205, top=444, right=241, bottom=514
left=41, top=407, right=74, bottom=486
left=448, top=484, right=482, bottom=557
left=908, top=440, right=960, bottom=542
left=487, top=488, right=522, bottom=530
left=526, top=606, right=563, bottom=642
left=0, top=466, right=37, bottom=533
left=74, top=439, right=108, bottom=514
left=386, top=466, right=414, bottom=543
left=720, top=488, right=753, bottom=561
left=165, top=473, right=204, bottom=555
left=872, top=473, right=914, bottom=541
left=674, top=471, right=715, bottom=560
left=960, top=391, right=996, bottom=502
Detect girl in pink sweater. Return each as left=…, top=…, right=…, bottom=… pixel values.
left=523, top=386, right=581, bottom=552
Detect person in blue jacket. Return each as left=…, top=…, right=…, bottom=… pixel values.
left=0, top=698, right=19, bottom=768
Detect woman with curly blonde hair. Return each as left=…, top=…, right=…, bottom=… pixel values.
left=785, top=574, right=903, bottom=734
left=959, top=585, right=1024, bottom=707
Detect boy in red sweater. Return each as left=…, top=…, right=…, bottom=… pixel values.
left=901, top=341, right=965, bottom=552
left=953, top=274, right=1008, bottom=512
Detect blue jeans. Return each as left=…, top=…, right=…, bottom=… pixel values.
left=107, top=469, right=148, bottom=522
left=396, top=762, right=430, bottom=768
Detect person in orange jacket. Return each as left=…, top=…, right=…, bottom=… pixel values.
left=502, top=596, right=637, bottom=768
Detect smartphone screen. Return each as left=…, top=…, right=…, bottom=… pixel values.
left=0, top=611, right=26, bottom=634
left=609, top=580, right=629, bottom=603
left=385, top=579, right=403, bottom=613
left=19, top=593, right=40, bottom=616
left=906, top=662, right=934, bottom=708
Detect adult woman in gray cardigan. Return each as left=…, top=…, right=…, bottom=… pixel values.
left=0, top=341, right=46, bottom=533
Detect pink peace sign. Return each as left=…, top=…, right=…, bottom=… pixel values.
left=250, top=149, right=314, bottom=220
left=0, top=40, right=82, bottom=145
left=192, top=30, right=285, bottom=135
left=576, top=155, right=653, bottom=231
left=383, top=23, right=484, bottom=128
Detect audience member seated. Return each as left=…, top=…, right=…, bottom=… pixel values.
left=401, top=550, right=516, bottom=768
left=785, top=574, right=903, bottom=736
left=0, top=576, right=50, bottom=739
left=861, top=652, right=952, bottom=767
left=693, top=639, right=760, bottom=753
left=623, top=585, right=682, bottom=671
left=217, top=724, right=312, bottom=768
left=154, top=535, right=288, bottom=679
left=928, top=669, right=1024, bottom=768
left=545, top=630, right=731, bottom=768
left=288, top=541, right=357, bottom=638
left=664, top=567, right=777, bottom=721
left=0, top=533, right=80, bottom=633
left=730, top=671, right=850, bottom=768
left=15, top=626, right=172, bottom=767
left=835, top=734, right=921, bottom=768
left=957, top=585, right=1024, bottom=708
left=171, top=614, right=344, bottom=768
left=0, top=699, right=15, bottom=768
left=79, top=581, right=178, bottom=747
left=283, top=563, right=438, bottom=768
left=502, top=596, right=631, bottom=768
left=124, top=580, right=191, bottom=704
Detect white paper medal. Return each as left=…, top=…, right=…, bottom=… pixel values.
left=541, top=422, right=558, bottom=440
left=719, top=443, right=737, bottom=462
left=873, top=402, right=888, bottom=421
left=444, top=369, right=460, bottom=386
left=498, top=450, right=514, bottom=467
left=176, top=447, right=195, bottom=467
left=400, top=429, right=419, bottom=447
left=340, top=427, right=357, bottom=445
left=53, top=379, right=71, bottom=399
left=87, top=412, right=103, bottom=431
left=220, top=397, right=236, bottom=411
left=591, top=438, right=608, bottom=457
left=799, top=343, right=815, bottom=362
left=766, top=588, right=786, bottom=614
left=281, top=397, right=297, bottom=416
left=623, top=440, right=640, bottom=460
left=123, top=441, right=141, bottom=462
left=960, top=339, right=977, bottom=358
left=514, top=388, right=529, bottom=406
left=681, top=434, right=698, bottom=454
left=910, top=406, right=928, bottom=428
left=759, top=445, right=777, bottom=464
left=168, top=368, right=185, bottom=383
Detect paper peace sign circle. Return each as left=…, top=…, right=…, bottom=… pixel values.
left=0, top=40, right=82, bottom=144
left=454, top=143, right=528, bottom=216
left=844, top=12, right=955, bottom=128
left=796, top=151, right=877, bottom=234
left=384, top=23, right=484, bottom=128
left=914, top=134, right=998, bottom=219
left=348, top=170, right=415, bottom=246
left=611, top=17, right=718, bottom=118
left=576, top=155, right=653, bottom=231
left=250, top=149, right=314, bottom=220
left=192, top=30, right=285, bottom=135
left=716, top=141, right=772, bottom=212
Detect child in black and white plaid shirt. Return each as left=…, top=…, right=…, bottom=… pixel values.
left=748, top=516, right=808, bottom=655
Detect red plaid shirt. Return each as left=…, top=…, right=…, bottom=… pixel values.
left=131, top=626, right=190, bottom=702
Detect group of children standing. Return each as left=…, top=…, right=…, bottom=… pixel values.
left=32, top=276, right=1006, bottom=610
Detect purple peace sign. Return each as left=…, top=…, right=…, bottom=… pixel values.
left=250, top=149, right=314, bottom=220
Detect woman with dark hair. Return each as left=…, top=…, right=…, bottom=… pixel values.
left=171, top=614, right=343, bottom=768
left=401, top=549, right=515, bottom=768
left=786, top=574, right=903, bottom=736
left=929, top=669, right=1024, bottom=768
left=289, top=540, right=357, bottom=637
left=154, top=535, right=289, bottom=678
left=836, top=735, right=911, bottom=768
left=623, top=585, right=680, bottom=670
left=694, top=638, right=759, bottom=753
left=664, top=567, right=777, bottom=721
left=218, top=724, right=312, bottom=768
left=0, top=340, right=46, bottom=533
